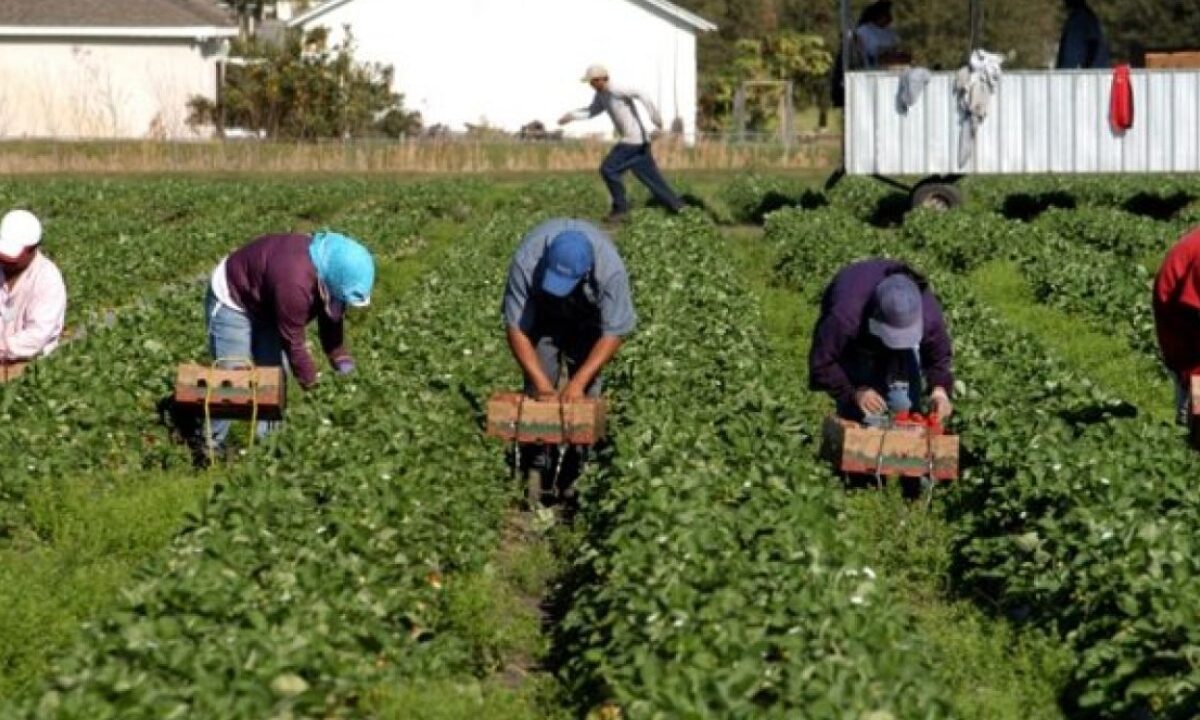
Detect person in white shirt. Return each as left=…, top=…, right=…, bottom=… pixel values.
left=0, top=209, right=66, bottom=376
left=559, top=64, right=685, bottom=223
left=855, top=1, right=909, bottom=68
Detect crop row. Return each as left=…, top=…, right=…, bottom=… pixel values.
left=13, top=208, right=544, bottom=718
left=554, top=211, right=958, bottom=718
left=768, top=206, right=1200, bottom=717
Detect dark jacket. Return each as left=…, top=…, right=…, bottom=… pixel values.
left=809, top=259, right=953, bottom=404
left=225, top=234, right=348, bottom=387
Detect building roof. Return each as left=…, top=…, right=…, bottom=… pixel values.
left=0, top=0, right=237, bottom=37
left=290, top=0, right=717, bottom=33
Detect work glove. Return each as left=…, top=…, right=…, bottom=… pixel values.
left=333, top=357, right=356, bottom=376
left=854, top=387, right=887, bottom=416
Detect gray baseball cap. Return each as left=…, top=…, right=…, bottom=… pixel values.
left=869, top=274, right=923, bottom=349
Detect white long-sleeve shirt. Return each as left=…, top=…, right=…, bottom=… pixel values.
left=568, top=85, right=663, bottom=145
left=0, top=251, right=67, bottom=361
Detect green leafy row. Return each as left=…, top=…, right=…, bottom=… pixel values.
left=555, top=211, right=956, bottom=719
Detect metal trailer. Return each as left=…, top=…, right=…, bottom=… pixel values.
left=834, top=0, right=1200, bottom=209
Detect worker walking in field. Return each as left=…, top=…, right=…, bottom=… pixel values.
left=559, top=65, right=686, bottom=223
left=0, top=209, right=67, bottom=376
left=1153, top=228, right=1200, bottom=425
left=201, top=230, right=374, bottom=450
left=809, top=259, right=954, bottom=424
left=502, top=218, right=636, bottom=501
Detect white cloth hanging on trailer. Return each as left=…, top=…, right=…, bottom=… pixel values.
left=898, top=67, right=933, bottom=111
left=954, top=50, right=1005, bottom=167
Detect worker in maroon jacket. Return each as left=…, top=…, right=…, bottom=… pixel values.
left=203, top=230, right=375, bottom=450
left=1153, top=228, right=1200, bottom=424
left=809, top=259, right=954, bottom=423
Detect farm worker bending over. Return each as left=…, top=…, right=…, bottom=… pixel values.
left=809, top=259, right=954, bottom=424
left=1152, top=228, right=1200, bottom=424
left=0, top=210, right=67, bottom=368
left=559, top=65, right=685, bottom=223
left=502, top=219, right=635, bottom=491
left=203, top=231, right=374, bottom=446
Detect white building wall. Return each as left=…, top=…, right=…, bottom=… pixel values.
left=0, top=38, right=221, bottom=139
left=301, top=0, right=703, bottom=140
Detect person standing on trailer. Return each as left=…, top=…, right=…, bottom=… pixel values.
left=202, top=230, right=375, bottom=449
left=809, top=259, right=954, bottom=424
left=854, top=1, right=909, bottom=68
left=0, top=210, right=67, bottom=374
left=1056, top=0, right=1110, bottom=69
left=501, top=218, right=636, bottom=496
left=558, top=65, right=686, bottom=223
left=1153, top=228, right=1200, bottom=425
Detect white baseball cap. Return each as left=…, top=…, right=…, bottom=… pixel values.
left=0, top=210, right=42, bottom=260
left=581, top=64, right=609, bottom=82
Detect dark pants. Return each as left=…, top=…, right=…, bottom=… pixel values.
left=835, top=348, right=924, bottom=422
left=600, top=143, right=683, bottom=214
left=522, top=330, right=602, bottom=474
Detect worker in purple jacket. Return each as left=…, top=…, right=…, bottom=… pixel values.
left=202, top=230, right=375, bottom=450
left=809, top=259, right=954, bottom=423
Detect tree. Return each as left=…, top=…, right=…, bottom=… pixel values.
left=188, top=27, right=421, bottom=140
left=700, top=30, right=832, bottom=132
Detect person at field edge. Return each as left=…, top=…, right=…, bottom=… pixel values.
left=1152, top=228, right=1200, bottom=425
left=0, top=210, right=67, bottom=373
left=202, top=230, right=374, bottom=449
left=502, top=218, right=636, bottom=494
left=809, top=259, right=954, bottom=424
left=558, top=65, right=686, bottom=223
left=1056, top=0, right=1110, bottom=70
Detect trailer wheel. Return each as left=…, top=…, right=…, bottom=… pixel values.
left=911, top=182, right=964, bottom=211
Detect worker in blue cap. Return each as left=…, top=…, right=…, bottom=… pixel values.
left=501, top=218, right=636, bottom=503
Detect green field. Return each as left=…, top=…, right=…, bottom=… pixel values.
left=0, top=171, right=1197, bottom=719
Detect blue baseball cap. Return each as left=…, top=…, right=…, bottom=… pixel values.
left=541, top=230, right=594, bottom=297
left=869, top=274, right=923, bottom=349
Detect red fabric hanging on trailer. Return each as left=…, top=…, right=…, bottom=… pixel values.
left=1110, top=64, right=1134, bottom=133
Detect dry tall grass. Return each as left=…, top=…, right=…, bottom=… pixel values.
left=0, top=136, right=839, bottom=175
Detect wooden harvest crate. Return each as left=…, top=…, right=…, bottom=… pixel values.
left=173, top=364, right=286, bottom=421
left=486, top=392, right=607, bottom=445
left=821, top=416, right=959, bottom=481
left=0, top=361, right=28, bottom=383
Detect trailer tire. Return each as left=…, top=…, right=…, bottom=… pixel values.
left=911, top=182, right=964, bottom=211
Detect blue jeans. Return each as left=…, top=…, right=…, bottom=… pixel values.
left=835, top=347, right=924, bottom=423
left=203, top=289, right=284, bottom=448
left=600, top=143, right=683, bottom=214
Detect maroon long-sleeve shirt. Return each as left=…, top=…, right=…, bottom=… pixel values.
left=225, top=234, right=348, bottom=387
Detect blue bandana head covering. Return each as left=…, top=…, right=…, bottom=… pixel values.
left=309, top=231, right=375, bottom=309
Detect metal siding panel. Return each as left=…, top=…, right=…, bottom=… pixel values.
left=1122, top=73, right=1150, bottom=172
left=848, top=74, right=876, bottom=174
left=1049, top=74, right=1075, bottom=172
left=1148, top=73, right=1174, bottom=172
left=928, top=76, right=955, bottom=174
left=1022, top=74, right=1050, bottom=172
left=875, top=75, right=903, bottom=175
left=1098, top=70, right=1124, bottom=172
left=976, top=75, right=1002, bottom=173
left=901, top=78, right=926, bottom=175
left=1073, top=74, right=1100, bottom=173
left=1000, top=74, right=1025, bottom=173
left=1172, top=73, right=1198, bottom=172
